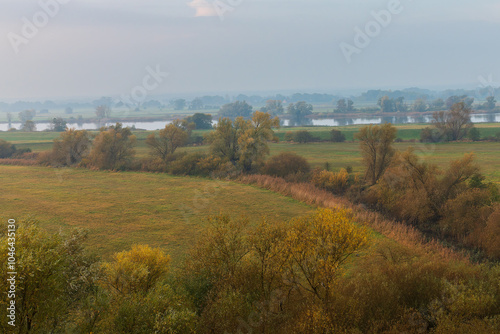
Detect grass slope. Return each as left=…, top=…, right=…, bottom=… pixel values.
left=0, top=166, right=312, bottom=262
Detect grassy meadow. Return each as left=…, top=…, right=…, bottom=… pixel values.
left=0, top=166, right=312, bottom=263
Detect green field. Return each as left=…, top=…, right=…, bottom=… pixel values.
left=0, top=166, right=312, bottom=263
left=269, top=141, right=500, bottom=183
left=2, top=123, right=500, bottom=183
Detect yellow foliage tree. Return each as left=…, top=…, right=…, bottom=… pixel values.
left=103, top=244, right=170, bottom=295
left=284, top=209, right=370, bottom=303
left=206, top=111, right=279, bottom=172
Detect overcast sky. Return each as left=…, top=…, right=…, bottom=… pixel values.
left=0, top=0, right=499, bottom=100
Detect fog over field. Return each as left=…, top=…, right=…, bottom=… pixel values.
left=1, top=0, right=499, bottom=100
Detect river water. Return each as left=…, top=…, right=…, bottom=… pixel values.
left=1, top=113, right=499, bottom=132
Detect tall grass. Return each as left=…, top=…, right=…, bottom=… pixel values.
left=239, top=174, right=469, bottom=263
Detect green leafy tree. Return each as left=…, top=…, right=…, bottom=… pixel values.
left=336, top=99, right=347, bottom=113
left=189, top=98, right=204, bottom=110
left=431, top=98, right=445, bottom=110
left=219, top=101, right=253, bottom=118
left=378, top=96, right=394, bottom=113
left=18, top=109, right=36, bottom=123
left=287, top=101, right=313, bottom=123
left=173, top=99, right=187, bottom=111
left=468, top=127, right=481, bottom=141
left=0, top=139, right=17, bottom=158
left=184, top=113, right=213, bottom=130
left=293, top=130, right=315, bottom=143
left=51, top=117, right=67, bottom=132
left=261, top=99, right=284, bottom=116
left=484, top=96, right=496, bottom=110
left=330, top=129, right=346, bottom=142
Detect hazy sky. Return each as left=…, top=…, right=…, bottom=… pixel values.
left=0, top=0, right=499, bottom=100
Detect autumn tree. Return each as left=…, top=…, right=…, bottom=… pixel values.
left=355, top=123, right=397, bottom=185
left=207, top=111, right=279, bottom=172
left=412, top=98, right=428, bottom=112
left=87, top=123, right=136, bottom=170
left=21, top=120, right=36, bottom=132
left=100, top=245, right=197, bottom=333
left=432, top=102, right=473, bottom=141
left=103, top=245, right=170, bottom=295
left=237, top=111, right=280, bottom=171
left=95, top=105, right=111, bottom=119
left=51, top=128, right=92, bottom=166
left=184, top=209, right=369, bottom=333
left=146, top=120, right=190, bottom=163
left=0, top=222, right=100, bottom=333
left=445, top=95, right=474, bottom=109
left=18, top=109, right=36, bottom=123
left=374, top=148, right=481, bottom=225
left=284, top=209, right=369, bottom=304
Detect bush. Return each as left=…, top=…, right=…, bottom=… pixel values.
left=284, top=131, right=294, bottom=142
left=330, top=129, right=346, bottom=142
left=420, top=127, right=444, bottom=143
left=294, top=130, right=315, bottom=143
left=0, top=139, right=17, bottom=158
left=468, top=127, right=481, bottom=141
left=262, top=152, right=310, bottom=179
left=168, top=152, right=206, bottom=176
left=311, top=168, right=350, bottom=194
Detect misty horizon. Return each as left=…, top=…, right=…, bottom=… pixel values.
left=1, top=0, right=499, bottom=100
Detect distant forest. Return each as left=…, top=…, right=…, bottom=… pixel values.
left=1, top=86, right=499, bottom=113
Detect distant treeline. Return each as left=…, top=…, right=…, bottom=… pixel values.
left=2, top=86, right=500, bottom=114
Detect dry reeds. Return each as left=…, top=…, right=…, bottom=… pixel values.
left=238, top=174, right=469, bottom=263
